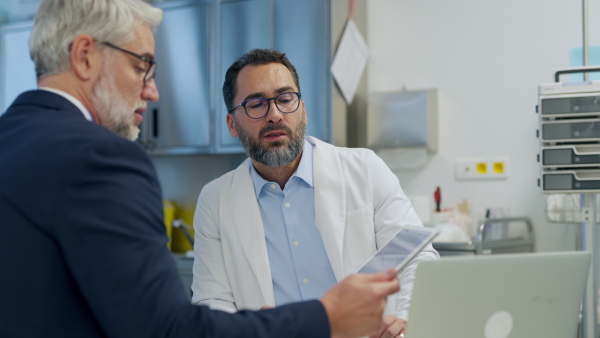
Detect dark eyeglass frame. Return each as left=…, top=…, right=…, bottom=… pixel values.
left=103, top=42, right=157, bottom=85
left=228, top=92, right=302, bottom=119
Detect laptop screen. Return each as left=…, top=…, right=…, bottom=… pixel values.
left=404, top=252, right=590, bottom=338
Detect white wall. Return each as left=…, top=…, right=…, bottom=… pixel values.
left=366, top=0, right=598, bottom=252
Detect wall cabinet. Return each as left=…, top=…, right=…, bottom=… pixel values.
left=142, top=0, right=332, bottom=155
left=141, top=1, right=213, bottom=154
left=0, top=0, right=333, bottom=155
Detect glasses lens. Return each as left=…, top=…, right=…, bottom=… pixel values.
left=275, top=93, right=300, bottom=113
left=244, top=98, right=268, bottom=118
left=144, top=62, right=157, bottom=84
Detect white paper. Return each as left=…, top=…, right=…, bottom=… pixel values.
left=331, top=20, right=369, bottom=104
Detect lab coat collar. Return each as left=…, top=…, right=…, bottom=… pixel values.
left=308, top=136, right=346, bottom=281
left=230, top=160, right=275, bottom=306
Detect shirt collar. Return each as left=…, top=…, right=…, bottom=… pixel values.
left=295, top=139, right=314, bottom=187
left=250, top=139, right=314, bottom=199
left=39, top=87, right=94, bottom=122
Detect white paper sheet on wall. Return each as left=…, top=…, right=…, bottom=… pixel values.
left=331, top=20, right=369, bottom=104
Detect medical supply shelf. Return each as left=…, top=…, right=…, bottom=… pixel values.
left=538, top=69, right=600, bottom=193
left=432, top=217, right=534, bottom=256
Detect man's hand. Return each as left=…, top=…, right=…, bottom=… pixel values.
left=369, top=315, right=407, bottom=338
left=320, top=268, right=400, bottom=338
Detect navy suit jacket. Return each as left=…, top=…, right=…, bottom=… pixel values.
left=0, top=90, right=329, bottom=337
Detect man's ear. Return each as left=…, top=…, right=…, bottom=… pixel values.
left=301, top=100, right=308, bottom=123
left=70, top=34, right=102, bottom=81
left=226, top=113, right=238, bottom=137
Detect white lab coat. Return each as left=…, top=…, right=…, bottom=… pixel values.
left=191, top=136, right=439, bottom=319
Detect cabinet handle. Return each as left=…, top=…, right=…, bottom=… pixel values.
left=152, top=108, right=159, bottom=138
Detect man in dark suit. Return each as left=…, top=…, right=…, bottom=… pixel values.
left=0, top=0, right=399, bottom=337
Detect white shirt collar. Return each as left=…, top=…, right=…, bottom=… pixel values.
left=39, top=87, right=94, bottom=122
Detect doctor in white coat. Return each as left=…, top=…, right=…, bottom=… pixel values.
left=192, top=49, right=439, bottom=338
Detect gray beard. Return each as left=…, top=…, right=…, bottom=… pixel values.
left=235, top=119, right=306, bottom=167
left=91, top=66, right=139, bottom=141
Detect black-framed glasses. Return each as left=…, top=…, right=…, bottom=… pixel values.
left=229, top=92, right=302, bottom=119
left=103, top=42, right=157, bottom=85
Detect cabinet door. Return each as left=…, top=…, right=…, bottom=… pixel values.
left=274, top=0, right=332, bottom=143
left=0, top=22, right=36, bottom=113
left=143, top=1, right=212, bottom=155
left=213, top=0, right=271, bottom=153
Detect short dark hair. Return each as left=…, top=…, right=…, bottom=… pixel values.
left=223, top=49, right=301, bottom=112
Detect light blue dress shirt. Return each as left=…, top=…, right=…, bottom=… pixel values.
left=250, top=140, right=338, bottom=306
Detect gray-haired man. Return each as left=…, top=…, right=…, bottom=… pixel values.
left=0, top=1, right=399, bottom=337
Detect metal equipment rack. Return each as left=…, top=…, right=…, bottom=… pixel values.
left=538, top=66, right=600, bottom=338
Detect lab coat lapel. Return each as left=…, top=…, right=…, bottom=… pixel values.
left=309, top=137, right=346, bottom=281
left=230, top=159, right=275, bottom=306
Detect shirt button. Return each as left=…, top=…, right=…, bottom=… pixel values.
left=302, top=278, right=308, bottom=284
left=293, top=241, right=299, bottom=246
left=270, top=184, right=276, bottom=189
left=285, top=202, right=291, bottom=208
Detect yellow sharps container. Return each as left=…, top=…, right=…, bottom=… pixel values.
left=162, top=200, right=175, bottom=249
left=170, top=204, right=195, bottom=254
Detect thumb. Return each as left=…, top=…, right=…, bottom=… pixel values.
left=377, top=276, right=401, bottom=296
left=364, top=268, right=400, bottom=296
left=363, top=268, right=398, bottom=282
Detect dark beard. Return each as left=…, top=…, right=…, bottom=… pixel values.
left=235, top=119, right=306, bottom=167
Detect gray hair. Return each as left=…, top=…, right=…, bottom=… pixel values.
left=30, top=0, right=163, bottom=79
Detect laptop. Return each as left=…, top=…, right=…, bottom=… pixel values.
left=404, top=251, right=591, bottom=338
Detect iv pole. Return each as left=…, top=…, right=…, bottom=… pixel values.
left=583, top=0, right=589, bottom=82
left=579, top=2, right=598, bottom=337
left=581, top=193, right=598, bottom=338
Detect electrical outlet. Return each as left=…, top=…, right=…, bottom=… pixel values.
left=455, top=157, right=509, bottom=180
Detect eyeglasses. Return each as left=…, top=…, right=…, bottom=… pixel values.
left=103, top=42, right=157, bottom=85
left=229, top=92, right=302, bottom=119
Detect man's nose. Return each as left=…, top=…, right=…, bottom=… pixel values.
left=265, top=99, right=283, bottom=123
left=142, top=79, right=159, bottom=102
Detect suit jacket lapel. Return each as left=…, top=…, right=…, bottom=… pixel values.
left=309, top=137, right=346, bottom=281
left=229, top=159, right=275, bottom=305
